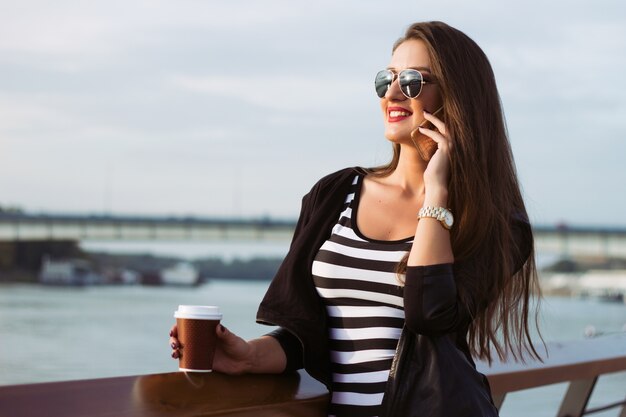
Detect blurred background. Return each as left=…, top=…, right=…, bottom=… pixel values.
left=1, top=1, right=625, bottom=416
left=1, top=0, right=624, bottom=224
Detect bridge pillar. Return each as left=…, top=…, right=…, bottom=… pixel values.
left=0, top=241, right=16, bottom=269
left=0, top=240, right=82, bottom=279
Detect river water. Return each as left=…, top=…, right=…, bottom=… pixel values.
left=1, top=279, right=625, bottom=416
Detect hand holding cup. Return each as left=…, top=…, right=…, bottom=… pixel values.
left=169, top=307, right=253, bottom=375
left=172, top=305, right=222, bottom=372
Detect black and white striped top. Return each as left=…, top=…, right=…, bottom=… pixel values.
left=312, top=174, right=413, bottom=417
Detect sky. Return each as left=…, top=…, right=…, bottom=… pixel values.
left=1, top=0, right=625, bottom=227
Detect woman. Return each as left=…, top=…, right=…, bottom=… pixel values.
left=169, top=21, right=543, bottom=416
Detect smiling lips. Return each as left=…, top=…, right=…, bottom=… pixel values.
left=387, top=106, right=413, bottom=122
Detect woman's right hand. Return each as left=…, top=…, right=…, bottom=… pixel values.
left=169, top=323, right=254, bottom=375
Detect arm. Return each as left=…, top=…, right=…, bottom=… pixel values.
left=403, top=263, right=470, bottom=335
left=408, top=112, right=455, bottom=268
left=404, top=187, right=468, bottom=335
left=403, top=113, right=464, bottom=335
left=265, top=328, right=304, bottom=372
left=407, top=188, right=453, bottom=266
left=245, top=335, right=289, bottom=373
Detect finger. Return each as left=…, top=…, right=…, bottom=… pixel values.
left=417, top=126, right=448, bottom=148
left=216, top=324, right=230, bottom=339
left=170, top=339, right=181, bottom=359
left=422, top=110, right=446, bottom=135
left=169, top=325, right=180, bottom=347
left=216, top=324, right=245, bottom=349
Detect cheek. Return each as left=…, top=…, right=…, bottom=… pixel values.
left=420, top=90, right=443, bottom=112
left=411, top=103, right=426, bottom=118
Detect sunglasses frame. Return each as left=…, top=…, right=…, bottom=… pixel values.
left=375, top=69, right=435, bottom=99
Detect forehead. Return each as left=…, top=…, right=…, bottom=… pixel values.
left=388, top=39, right=431, bottom=70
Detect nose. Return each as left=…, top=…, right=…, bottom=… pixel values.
left=385, top=77, right=407, bottom=101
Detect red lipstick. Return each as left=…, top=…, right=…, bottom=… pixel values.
left=387, top=106, right=413, bottom=122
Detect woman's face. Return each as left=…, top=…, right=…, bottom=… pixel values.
left=380, top=39, right=443, bottom=145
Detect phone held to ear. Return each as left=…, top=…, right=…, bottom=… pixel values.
left=418, top=105, right=444, bottom=130
left=411, top=106, right=444, bottom=161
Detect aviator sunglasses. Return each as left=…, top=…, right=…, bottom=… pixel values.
left=374, top=69, right=435, bottom=99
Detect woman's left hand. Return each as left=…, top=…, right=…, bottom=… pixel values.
left=418, top=110, right=452, bottom=192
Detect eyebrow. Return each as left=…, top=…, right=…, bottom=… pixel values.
left=387, top=66, right=432, bottom=72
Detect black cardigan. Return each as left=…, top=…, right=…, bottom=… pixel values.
left=256, top=166, right=531, bottom=416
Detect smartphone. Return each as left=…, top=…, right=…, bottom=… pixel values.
left=418, top=105, right=444, bottom=131
left=412, top=105, right=444, bottom=161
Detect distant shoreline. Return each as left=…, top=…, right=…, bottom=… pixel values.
left=2, top=250, right=625, bottom=288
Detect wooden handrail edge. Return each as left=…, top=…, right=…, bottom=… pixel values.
left=1, top=335, right=624, bottom=417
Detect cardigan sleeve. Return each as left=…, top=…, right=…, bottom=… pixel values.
left=403, top=216, right=533, bottom=336
left=404, top=263, right=470, bottom=335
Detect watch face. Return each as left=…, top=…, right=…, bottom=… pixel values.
left=443, top=211, right=454, bottom=228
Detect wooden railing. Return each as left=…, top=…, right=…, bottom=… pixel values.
left=478, top=333, right=626, bottom=416
left=1, top=333, right=625, bottom=417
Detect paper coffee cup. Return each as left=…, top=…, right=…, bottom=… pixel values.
left=174, top=305, right=222, bottom=372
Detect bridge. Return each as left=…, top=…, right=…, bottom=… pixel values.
left=1, top=212, right=626, bottom=258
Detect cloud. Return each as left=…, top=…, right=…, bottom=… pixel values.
left=0, top=0, right=625, bottom=225
left=170, top=73, right=368, bottom=112
left=0, top=93, right=77, bottom=131
left=0, top=0, right=306, bottom=72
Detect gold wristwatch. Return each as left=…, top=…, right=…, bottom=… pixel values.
left=418, top=206, right=454, bottom=230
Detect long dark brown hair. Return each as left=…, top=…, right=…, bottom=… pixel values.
left=367, top=21, right=544, bottom=364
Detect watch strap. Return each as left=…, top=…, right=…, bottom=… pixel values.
left=418, top=206, right=453, bottom=229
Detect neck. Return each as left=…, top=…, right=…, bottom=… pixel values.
left=387, top=144, right=428, bottom=197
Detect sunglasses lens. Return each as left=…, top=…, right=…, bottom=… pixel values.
left=375, top=70, right=393, bottom=98
left=398, top=70, right=423, bottom=98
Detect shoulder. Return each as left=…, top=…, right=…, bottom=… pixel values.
left=305, top=166, right=365, bottom=197
left=311, top=166, right=365, bottom=190
left=298, top=166, right=365, bottom=218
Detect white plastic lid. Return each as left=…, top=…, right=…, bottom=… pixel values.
left=174, top=305, right=222, bottom=320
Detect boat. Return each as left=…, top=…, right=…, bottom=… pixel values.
left=159, top=262, right=200, bottom=286
left=39, top=257, right=104, bottom=286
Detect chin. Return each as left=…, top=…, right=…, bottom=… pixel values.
left=384, top=131, right=412, bottom=145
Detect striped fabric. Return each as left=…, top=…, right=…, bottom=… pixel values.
left=312, top=174, right=413, bottom=417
